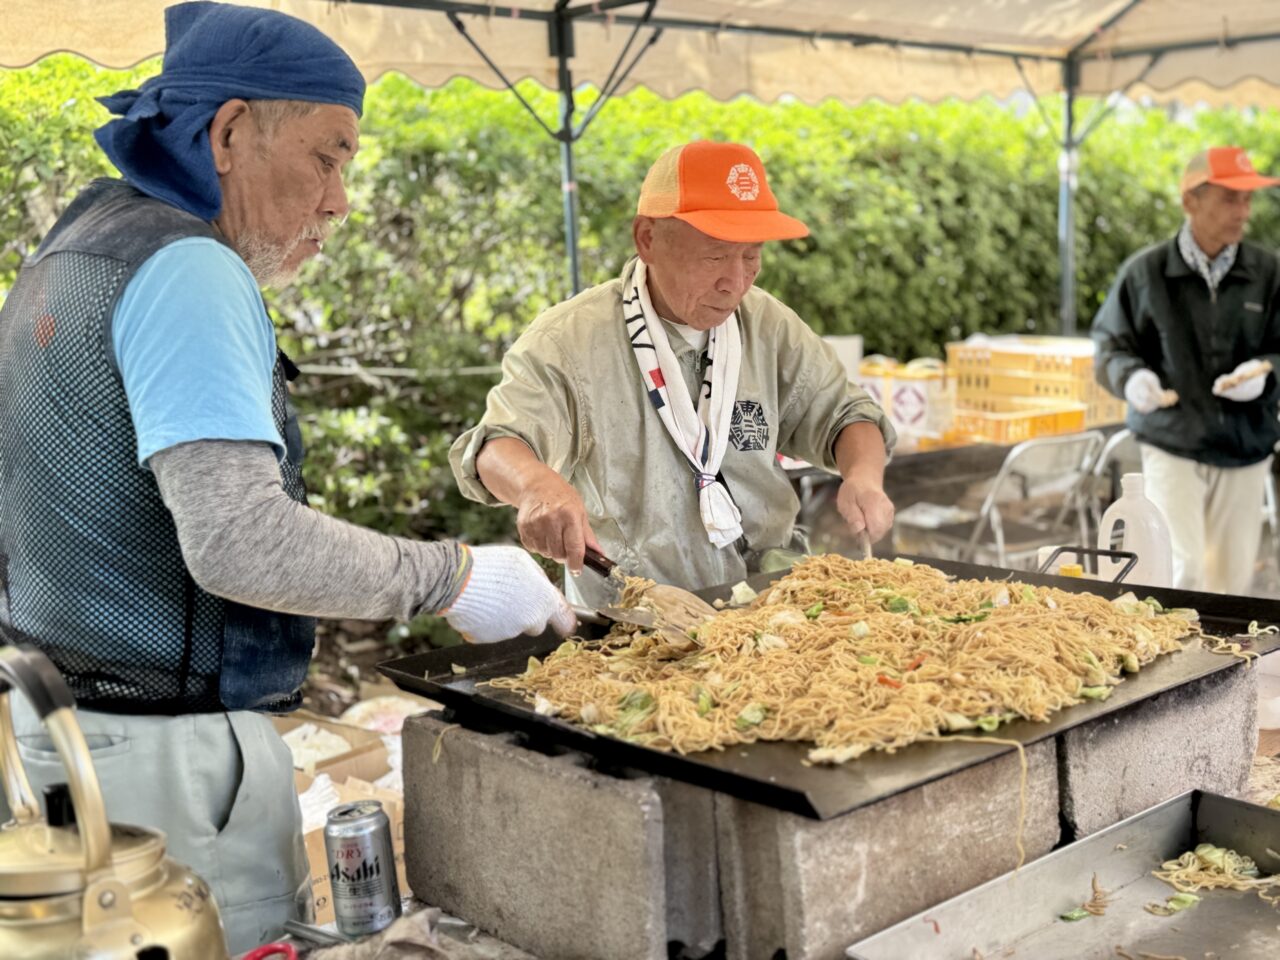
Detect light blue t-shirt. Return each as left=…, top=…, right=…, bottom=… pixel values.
left=112, top=237, right=285, bottom=466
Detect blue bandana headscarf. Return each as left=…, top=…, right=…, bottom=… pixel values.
left=95, top=2, right=366, bottom=221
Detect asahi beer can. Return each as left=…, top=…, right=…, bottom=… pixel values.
left=324, top=800, right=402, bottom=936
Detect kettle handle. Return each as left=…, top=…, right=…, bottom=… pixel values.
left=0, top=644, right=115, bottom=878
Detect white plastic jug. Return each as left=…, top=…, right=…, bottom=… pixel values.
left=1096, top=473, right=1173, bottom=587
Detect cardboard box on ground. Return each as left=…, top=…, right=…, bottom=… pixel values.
left=273, top=710, right=389, bottom=783
left=292, top=769, right=408, bottom=925
left=273, top=683, right=439, bottom=925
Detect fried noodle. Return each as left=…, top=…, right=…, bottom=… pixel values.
left=491, top=556, right=1199, bottom=766
left=1154, top=843, right=1280, bottom=907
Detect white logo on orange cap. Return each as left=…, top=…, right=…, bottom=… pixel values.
left=1236, top=152, right=1253, bottom=172
left=726, top=163, right=760, bottom=202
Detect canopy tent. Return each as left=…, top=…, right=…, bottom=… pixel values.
left=8, top=1, right=1280, bottom=331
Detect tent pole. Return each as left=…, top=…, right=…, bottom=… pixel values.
left=451, top=3, right=652, bottom=299
left=1057, top=57, right=1079, bottom=336
left=551, top=10, right=583, bottom=296
left=558, top=80, right=582, bottom=296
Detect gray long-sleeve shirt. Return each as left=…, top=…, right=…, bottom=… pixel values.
left=151, top=439, right=467, bottom=620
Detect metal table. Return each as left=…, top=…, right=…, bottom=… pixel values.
left=848, top=791, right=1280, bottom=960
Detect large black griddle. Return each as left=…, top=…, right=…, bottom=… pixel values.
left=379, top=556, right=1280, bottom=819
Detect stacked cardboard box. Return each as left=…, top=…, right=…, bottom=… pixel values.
left=272, top=709, right=407, bottom=925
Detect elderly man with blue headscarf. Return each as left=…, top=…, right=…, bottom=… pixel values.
left=0, top=2, right=573, bottom=948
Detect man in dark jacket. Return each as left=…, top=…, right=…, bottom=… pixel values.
left=0, top=3, right=572, bottom=950
left=1094, top=146, right=1280, bottom=594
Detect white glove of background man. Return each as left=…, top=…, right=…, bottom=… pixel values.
left=1123, top=369, right=1169, bottom=415
left=443, top=545, right=576, bottom=642
left=1213, top=358, right=1271, bottom=403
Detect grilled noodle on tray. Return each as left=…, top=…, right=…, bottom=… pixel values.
left=1151, top=843, right=1280, bottom=908
left=489, top=555, right=1199, bottom=764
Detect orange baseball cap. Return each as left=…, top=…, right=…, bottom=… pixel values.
left=637, top=141, right=809, bottom=243
left=1180, top=147, right=1280, bottom=193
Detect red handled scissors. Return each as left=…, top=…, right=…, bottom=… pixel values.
left=242, top=944, right=298, bottom=960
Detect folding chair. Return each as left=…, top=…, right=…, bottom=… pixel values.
left=894, top=431, right=1106, bottom=570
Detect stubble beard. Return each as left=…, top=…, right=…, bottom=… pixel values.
left=238, top=229, right=306, bottom=289
left=237, top=220, right=331, bottom=289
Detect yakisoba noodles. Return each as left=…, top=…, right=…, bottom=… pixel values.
left=491, top=555, right=1198, bottom=764
left=1149, top=843, right=1280, bottom=911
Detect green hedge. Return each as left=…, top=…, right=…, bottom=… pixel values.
left=5, top=57, right=1280, bottom=567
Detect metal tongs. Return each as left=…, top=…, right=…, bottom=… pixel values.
left=582, top=546, right=717, bottom=640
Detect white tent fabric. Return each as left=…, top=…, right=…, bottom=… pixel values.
left=6, top=0, right=1279, bottom=108
left=9, top=0, right=1280, bottom=324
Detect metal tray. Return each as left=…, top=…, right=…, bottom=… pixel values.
left=378, top=556, right=1280, bottom=819
left=847, top=791, right=1280, bottom=960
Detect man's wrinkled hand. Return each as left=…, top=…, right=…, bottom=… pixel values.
left=515, top=474, right=601, bottom=574
left=837, top=481, right=895, bottom=543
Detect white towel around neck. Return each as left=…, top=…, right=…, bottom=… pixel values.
left=624, top=260, right=744, bottom=548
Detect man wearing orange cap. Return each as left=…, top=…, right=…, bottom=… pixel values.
left=1094, top=146, right=1280, bottom=594
left=451, top=141, right=895, bottom=605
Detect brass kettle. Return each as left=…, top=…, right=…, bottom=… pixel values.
left=0, top=644, right=229, bottom=959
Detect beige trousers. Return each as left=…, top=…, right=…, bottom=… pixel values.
left=5, top=701, right=309, bottom=956
left=1139, top=443, right=1272, bottom=595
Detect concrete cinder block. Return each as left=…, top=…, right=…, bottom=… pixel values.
left=651, top=776, right=722, bottom=957
left=717, top=739, right=1060, bottom=960
left=1059, top=663, right=1258, bottom=837
left=402, top=712, right=667, bottom=960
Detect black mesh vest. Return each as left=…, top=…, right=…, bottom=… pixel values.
left=0, top=179, right=315, bottom=713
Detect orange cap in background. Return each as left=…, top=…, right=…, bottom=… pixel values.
left=637, top=140, right=810, bottom=243
left=1180, top=147, right=1280, bottom=194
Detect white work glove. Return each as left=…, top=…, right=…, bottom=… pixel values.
left=1213, top=359, right=1271, bottom=402
left=1123, top=369, right=1169, bottom=415
left=443, top=545, right=576, bottom=643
